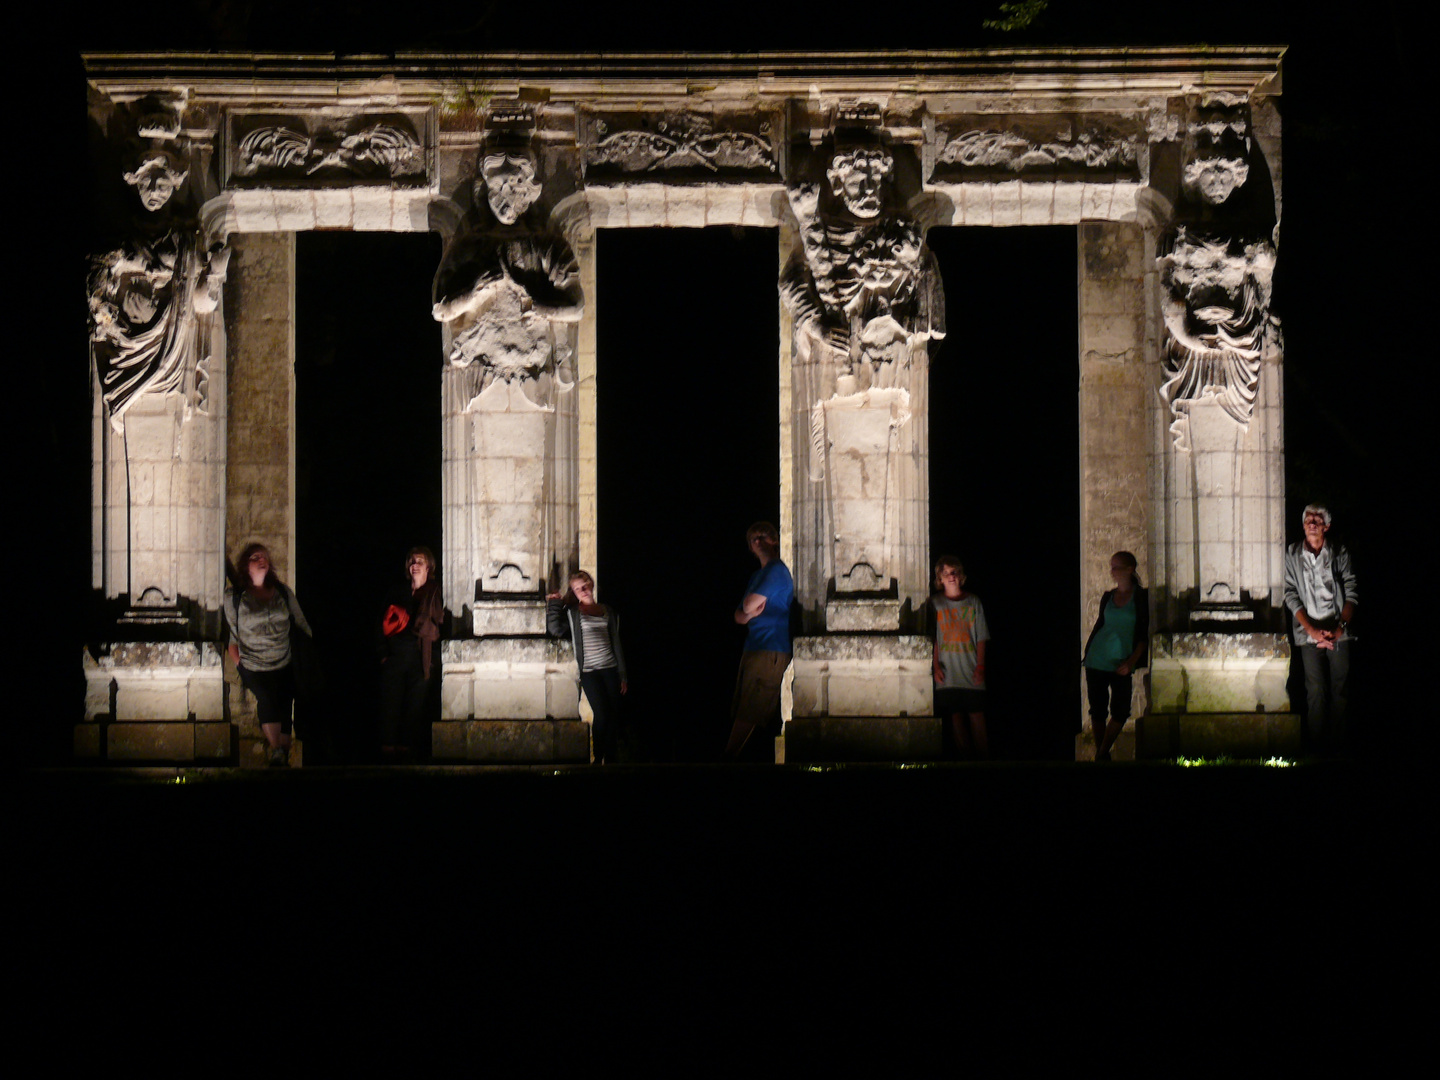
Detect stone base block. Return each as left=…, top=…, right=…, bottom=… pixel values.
left=74, top=723, right=102, bottom=758
left=107, top=721, right=196, bottom=761
left=826, top=596, right=901, bottom=632
left=471, top=599, right=547, bottom=637
left=1150, top=633, right=1290, bottom=714
left=784, top=717, right=942, bottom=763
left=432, top=719, right=590, bottom=763
left=1074, top=728, right=1136, bottom=761
left=1137, top=713, right=1301, bottom=760
left=83, top=642, right=225, bottom=723
left=792, top=635, right=931, bottom=718
left=441, top=637, right=579, bottom=721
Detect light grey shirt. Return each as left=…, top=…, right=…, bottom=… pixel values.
left=223, top=585, right=312, bottom=672
left=1296, top=546, right=1338, bottom=621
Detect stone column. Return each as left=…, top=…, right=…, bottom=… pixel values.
left=1075, top=220, right=1153, bottom=759
left=79, top=225, right=231, bottom=762
left=781, top=131, right=943, bottom=762
left=430, top=156, right=587, bottom=761
left=222, top=232, right=299, bottom=767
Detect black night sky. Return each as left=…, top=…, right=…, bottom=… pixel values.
left=19, top=1, right=1426, bottom=1051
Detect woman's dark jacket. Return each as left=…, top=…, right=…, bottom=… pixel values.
left=546, top=598, right=627, bottom=681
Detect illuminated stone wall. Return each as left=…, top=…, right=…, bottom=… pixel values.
left=81, top=50, right=1286, bottom=762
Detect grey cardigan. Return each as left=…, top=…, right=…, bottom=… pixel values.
left=1283, top=540, right=1358, bottom=643
left=546, top=598, right=627, bottom=680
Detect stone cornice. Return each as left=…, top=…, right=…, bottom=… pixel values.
left=84, top=47, right=1284, bottom=102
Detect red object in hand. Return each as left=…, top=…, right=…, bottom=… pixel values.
left=382, top=604, right=410, bottom=636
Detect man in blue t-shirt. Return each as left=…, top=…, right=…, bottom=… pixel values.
left=725, top=521, right=794, bottom=760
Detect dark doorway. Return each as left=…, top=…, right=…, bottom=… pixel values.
left=927, top=227, right=1079, bottom=760
left=596, top=227, right=780, bottom=761
left=296, top=231, right=444, bottom=762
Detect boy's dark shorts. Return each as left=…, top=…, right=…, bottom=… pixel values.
left=934, top=687, right=986, bottom=717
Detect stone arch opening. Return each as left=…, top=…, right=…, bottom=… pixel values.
left=927, top=225, right=1079, bottom=760
left=294, top=229, right=445, bottom=761
left=594, top=225, right=780, bottom=761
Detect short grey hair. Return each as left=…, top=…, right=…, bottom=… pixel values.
left=1302, top=503, right=1332, bottom=527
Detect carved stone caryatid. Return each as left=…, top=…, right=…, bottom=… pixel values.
left=1157, top=227, right=1278, bottom=451
left=434, top=125, right=582, bottom=625
left=89, top=231, right=228, bottom=431
left=782, top=118, right=944, bottom=626
left=1155, top=94, right=1284, bottom=618
left=89, top=93, right=230, bottom=627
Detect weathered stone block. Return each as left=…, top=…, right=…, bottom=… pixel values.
left=472, top=600, right=546, bottom=637
left=826, top=597, right=901, bottom=631
left=74, top=723, right=102, bottom=758
left=194, top=722, right=232, bottom=759
left=116, top=681, right=191, bottom=721
left=785, top=717, right=942, bottom=763
left=108, top=722, right=195, bottom=761
left=1137, top=713, right=1300, bottom=759
left=451, top=719, right=590, bottom=763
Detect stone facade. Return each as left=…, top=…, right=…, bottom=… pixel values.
left=82, top=50, right=1288, bottom=763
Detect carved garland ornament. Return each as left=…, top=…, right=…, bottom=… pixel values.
left=937, top=128, right=1140, bottom=174
left=587, top=115, right=775, bottom=174
left=234, top=122, right=424, bottom=180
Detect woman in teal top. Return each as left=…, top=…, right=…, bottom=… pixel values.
left=1081, top=551, right=1149, bottom=761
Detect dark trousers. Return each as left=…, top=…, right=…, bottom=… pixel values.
left=1085, top=667, right=1133, bottom=726
left=1299, top=641, right=1351, bottom=754
left=239, top=663, right=296, bottom=734
left=580, top=666, right=624, bottom=762
left=380, top=640, right=430, bottom=748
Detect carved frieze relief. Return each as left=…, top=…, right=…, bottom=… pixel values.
left=227, top=113, right=429, bottom=186
left=933, top=116, right=1143, bottom=181
left=581, top=111, right=776, bottom=180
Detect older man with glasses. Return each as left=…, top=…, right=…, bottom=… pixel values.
left=1283, top=503, right=1359, bottom=757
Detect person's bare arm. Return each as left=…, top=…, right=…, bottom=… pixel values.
left=734, top=593, right=767, bottom=625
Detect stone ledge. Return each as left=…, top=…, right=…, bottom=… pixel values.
left=442, top=637, right=574, bottom=664
left=432, top=719, right=590, bottom=764
left=794, top=634, right=930, bottom=661
left=1137, top=713, right=1300, bottom=759
left=784, top=717, right=942, bottom=763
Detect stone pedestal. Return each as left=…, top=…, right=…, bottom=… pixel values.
left=79, top=642, right=231, bottom=762
left=436, top=637, right=587, bottom=762
left=1142, top=631, right=1297, bottom=758
left=1150, top=632, right=1290, bottom=714
left=788, top=635, right=935, bottom=760
left=791, top=635, right=931, bottom=718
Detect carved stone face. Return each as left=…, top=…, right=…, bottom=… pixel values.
left=124, top=154, right=188, bottom=212
left=1182, top=154, right=1250, bottom=206
left=479, top=151, right=542, bottom=224
left=826, top=147, right=892, bottom=219
left=1160, top=230, right=1275, bottom=349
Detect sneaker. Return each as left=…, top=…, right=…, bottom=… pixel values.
left=268, top=746, right=289, bottom=768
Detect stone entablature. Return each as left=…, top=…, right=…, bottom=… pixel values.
left=82, top=49, right=1287, bottom=763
